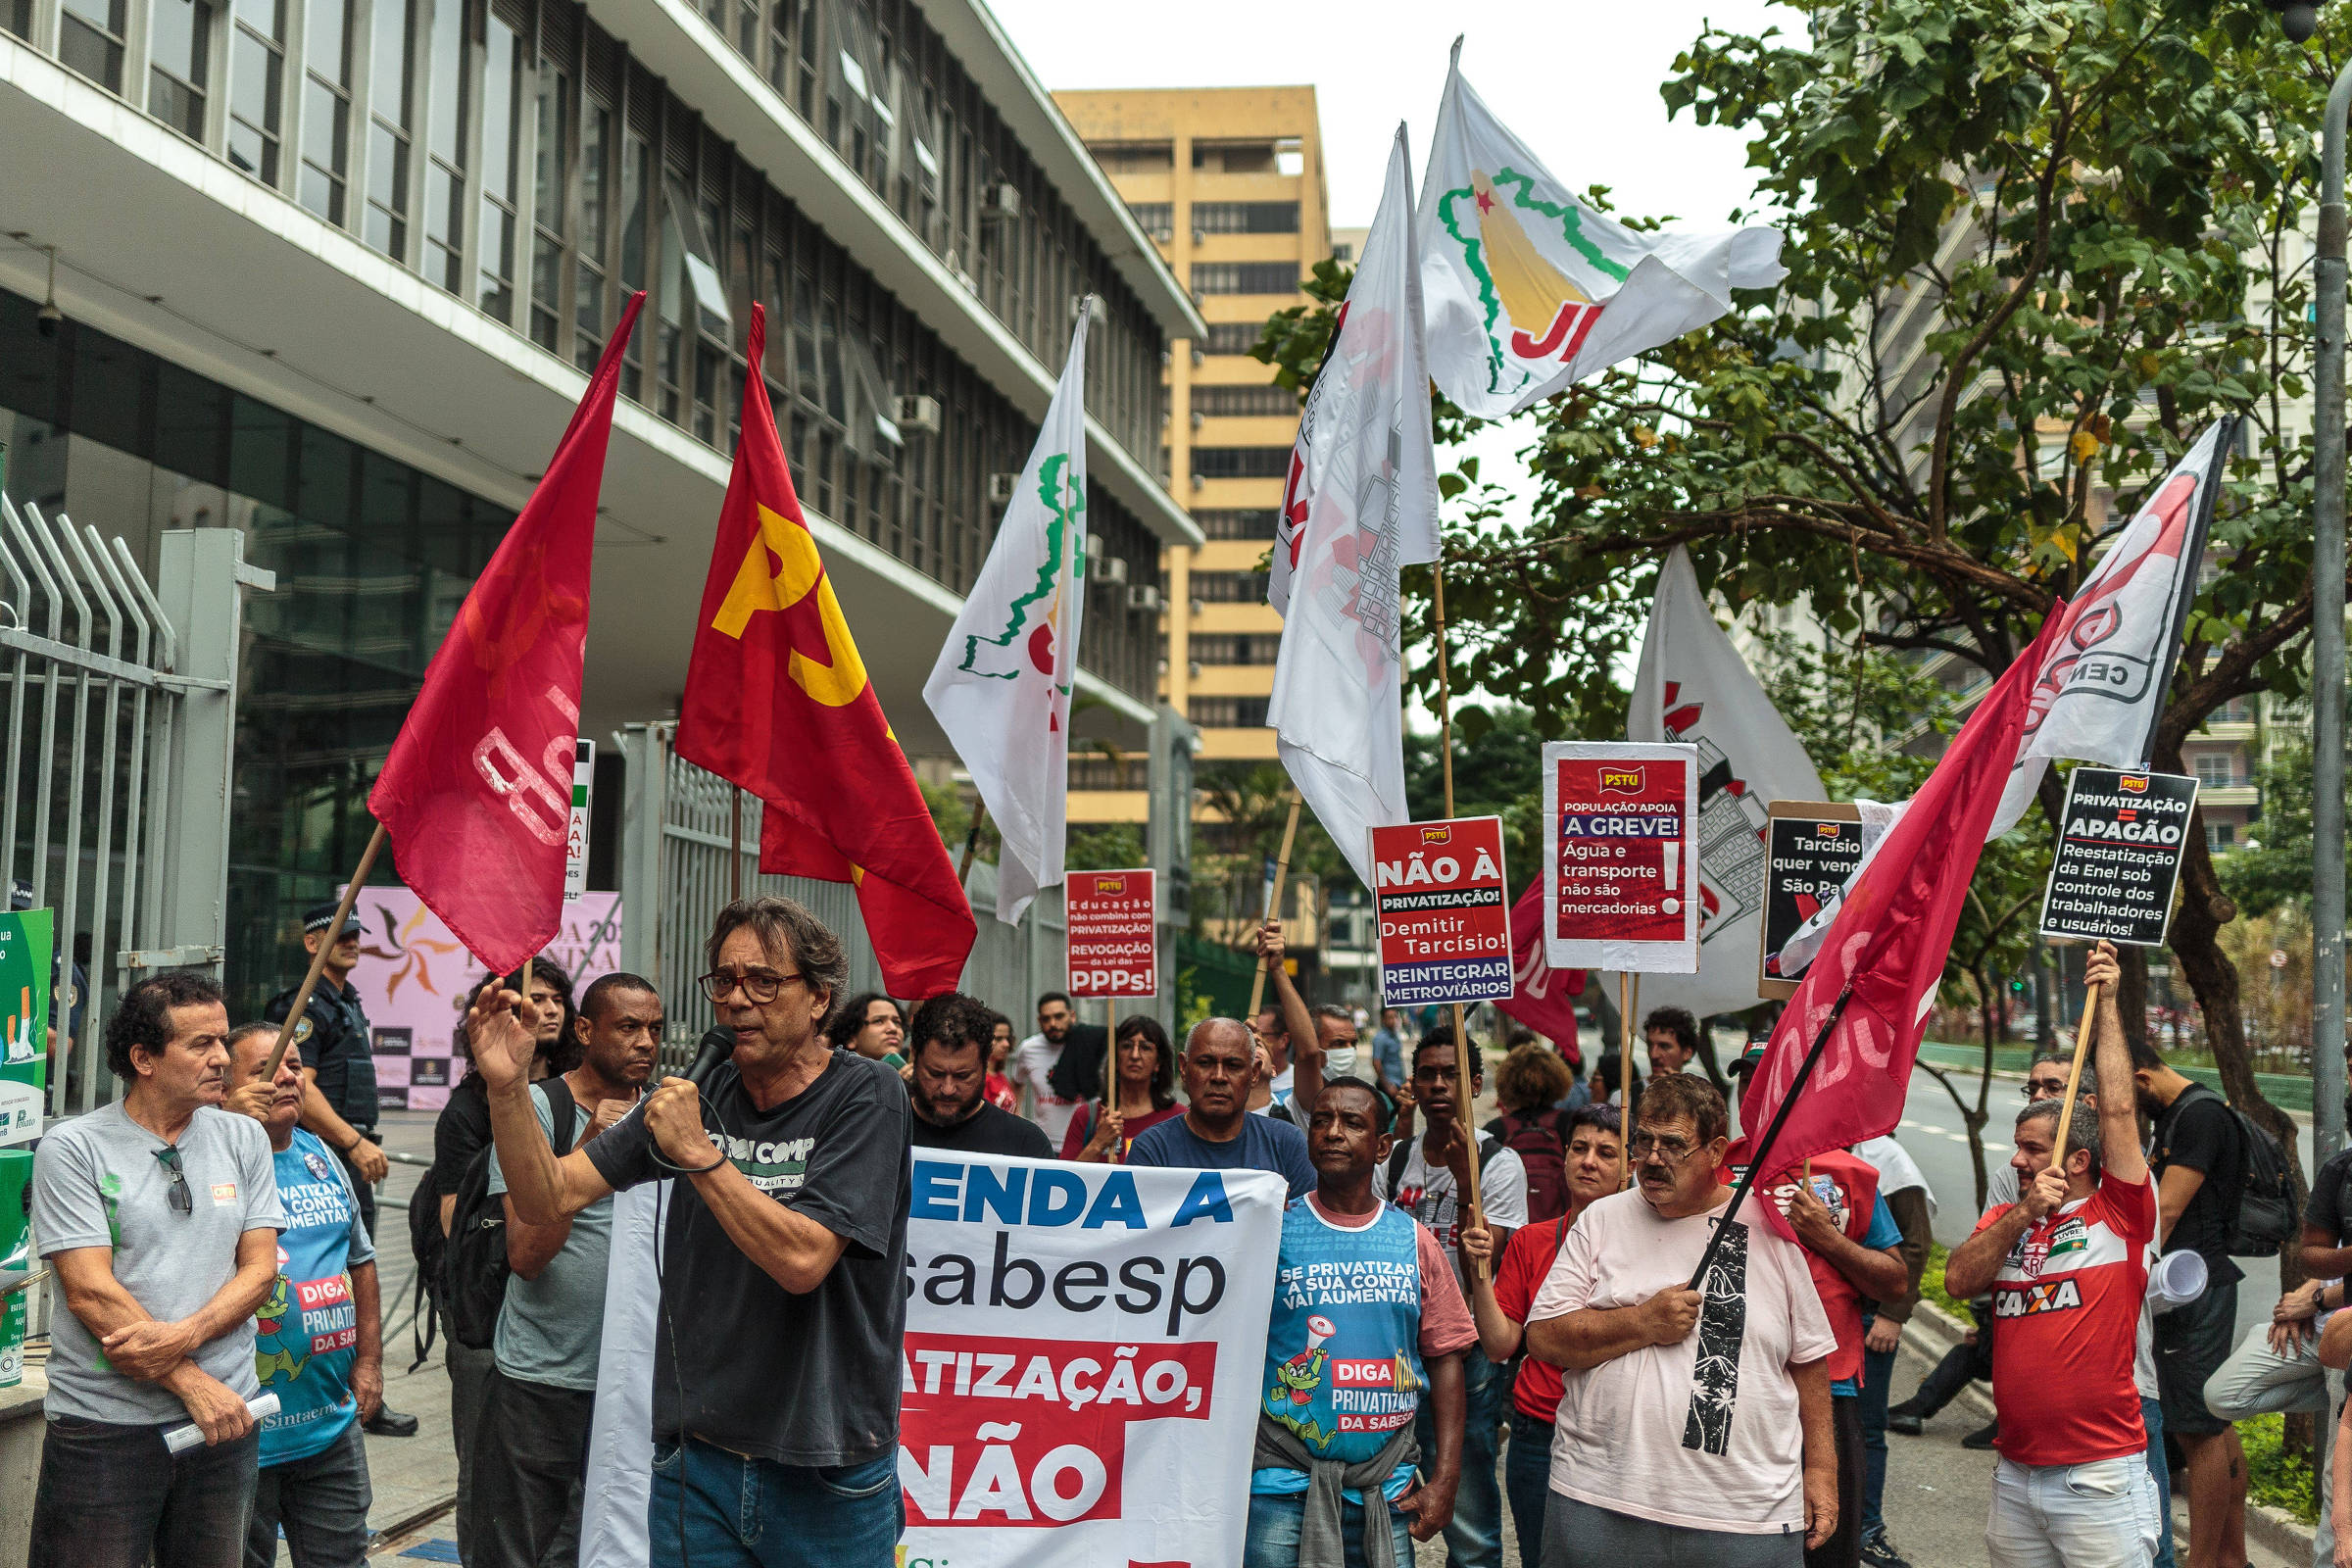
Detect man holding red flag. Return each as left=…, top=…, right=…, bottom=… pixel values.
left=677, top=304, right=972, bottom=999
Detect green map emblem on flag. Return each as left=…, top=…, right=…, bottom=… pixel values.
left=1437, top=166, right=1631, bottom=403
left=0, top=908, right=52, bottom=1148
left=954, top=452, right=1084, bottom=688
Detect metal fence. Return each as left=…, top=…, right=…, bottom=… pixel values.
left=612, top=722, right=1068, bottom=1065
left=0, top=500, right=266, bottom=1116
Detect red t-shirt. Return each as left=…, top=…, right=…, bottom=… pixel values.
left=1058, top=1102, right=1185, bottom=1161
left=1754, top=1149, right=1879, bottom=1387
left=1495, top=1215, right=1572, bottom=1422
left=1973, top=1171, right=2157, bottom=1467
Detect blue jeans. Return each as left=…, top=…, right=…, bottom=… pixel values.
left=247, top=1421, right=371, bottom=1568
left=1859, top=1341, right=1895, bottom=1538
left=2142, top=1395, right=2174, bottom=1568
left=1415, top=1347, right=1504, bottom=1568
left=1504, top=1406, right=1554, bottom=1566
left=648, top=1438, right=901, bottom=1568
left=1245, top=1491, right=1416, bottom=1568
left=30, top=1414, right=258, bottom=1568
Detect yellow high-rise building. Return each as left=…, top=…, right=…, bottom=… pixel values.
left=1056, top=87, right=1334, bottom=808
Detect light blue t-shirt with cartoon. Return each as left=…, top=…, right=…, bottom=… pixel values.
left=256, top=1128, right=374, bottom=1465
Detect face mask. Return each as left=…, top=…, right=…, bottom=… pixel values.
left=1325, top=1045, right=1359, bottom=1080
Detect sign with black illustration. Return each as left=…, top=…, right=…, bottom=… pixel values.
left=1758, top=802, right=1864, bottom=1001
left=2037, top=767, right=2199, bottom=948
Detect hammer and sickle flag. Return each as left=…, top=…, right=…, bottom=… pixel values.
left=677, top=303, right=974, bottom=997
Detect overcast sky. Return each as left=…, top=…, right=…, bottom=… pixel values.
left=991, top=0, right=1792, bottom=229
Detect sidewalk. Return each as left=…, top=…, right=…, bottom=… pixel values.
left=359, top=1341, right=461, bottom=1556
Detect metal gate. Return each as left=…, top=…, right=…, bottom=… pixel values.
left=612, top=722, right=1066, bottom=1061
left=1, top=496, right=268, bottom=1116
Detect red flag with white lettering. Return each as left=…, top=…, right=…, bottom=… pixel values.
left=1494, top=879, right=1586, bottom=1058
left=367, top=294, right=645, bottom=974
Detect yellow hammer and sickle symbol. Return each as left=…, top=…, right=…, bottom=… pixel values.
left=712, top=503, right=868, bottom=708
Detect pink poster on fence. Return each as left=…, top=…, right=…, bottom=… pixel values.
left=346, top=886, right=624, bottom=1110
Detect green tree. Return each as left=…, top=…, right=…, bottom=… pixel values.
left=1403, top=707, right=1546, bottom=884
left=2220, top=737, right=2352, bottom=920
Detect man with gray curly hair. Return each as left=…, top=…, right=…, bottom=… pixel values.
left=466, top=896, right=911, bottom=1567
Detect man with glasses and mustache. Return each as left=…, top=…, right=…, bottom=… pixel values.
left=28, top=972, right=286, bottom=1568
left=466, top=897, right=910, bottom=1568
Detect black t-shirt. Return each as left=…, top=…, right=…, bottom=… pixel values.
left=587, top=1048, right=910, bottom=1465
left=2308, top=1148, right=2352, bottom=1247
left=909, top=1102, right=1054, bottom=1158
left=2153, top=1084, right=2244, bottom=1284
left=432, top=1072, right=494, bottom=1196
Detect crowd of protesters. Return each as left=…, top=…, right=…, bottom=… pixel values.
left=17, top=897, right=2324, bottom=1568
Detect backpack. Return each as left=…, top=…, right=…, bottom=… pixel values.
left=2170, top=1082, right=2295, bottom=1259
left=1494, top=1109, right=1572, bottom=1222
left=406, top=1158, right=445, bottom=1373
left=1385, top=1132, right=1503, bottom=1214
left=442, top=1077, right=577, bottom=1350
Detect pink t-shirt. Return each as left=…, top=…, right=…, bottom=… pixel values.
left=1301, top=1193, right=1480, bottom=1360
left=1528, top=1187, right=1837, bottom=1536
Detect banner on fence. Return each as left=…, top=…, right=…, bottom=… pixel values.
left=0, top=908, right=51, bottom=1147
left=346, top=886, right=622, bottom=1108
left=579, top=1156, right=1284, bottom=1568
left=1066, top=869, right=1157, bottom=999
left=1370, top=816, right=1512, bottom=1007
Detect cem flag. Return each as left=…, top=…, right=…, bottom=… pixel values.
left=924, top=311, right=1091, bottom=925
left=1595, top=547, right=1823, bottom=1019
left=1989, top=418, right=2231, bottom=834
left=1419, top=43, right=1786, bottom=418
left=1267, top=126, right=1441, bottom=892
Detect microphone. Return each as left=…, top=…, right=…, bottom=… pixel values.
left=683, top=1025, right=736, bottom=1088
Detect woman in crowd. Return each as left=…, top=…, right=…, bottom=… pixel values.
left=985, top=1011, right=1020, bottom=1112
left=1064, top=1014, right=1183, bottom=1162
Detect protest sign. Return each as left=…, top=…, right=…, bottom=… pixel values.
left=1759, top=803, right=1864, bottom=1001
left=564, top=739, right=594, bottom=904
left=2038, top=768, right=2199, bottom=948
left=344, top=885, right=621, bottom=1108
left=0, top=908, right=50, bottom=1147
left=1543, top=742, right=1699, bottom=973
left=578, top=1156, right=1284, bottom=1568
left=1066, top=869, right=1157, bottom=999
left=1369, top=817, right=1511, bottom=1006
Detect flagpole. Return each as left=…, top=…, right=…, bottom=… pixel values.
left=1428, top=557, right=1493, bottom=1277
left=1619, top=972, right=1635, bottom=1190
left=729, top=787, right=743, bottom=904
left=957, top=800, right=990, bottom=885
left=2048, top=978, right=2104, bottom=1157
left=1686, top=984, right=1858, bottom=1291
left=263, top=821, right=388, bottom=1079
left=1247, top=799, right=1303, bottom=1021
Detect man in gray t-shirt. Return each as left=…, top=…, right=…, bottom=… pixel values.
left=29, top=972, right=283, bottom=1568
left=466, top=972, right=659, bottom=1568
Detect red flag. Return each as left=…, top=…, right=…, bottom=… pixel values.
left=368, top=294, right=645, bottom=974
left=1495, top=879, right=1586, bottom=1060
left=1737, top=608, right=2068, bottom=1171
left=679, top=304, right=974, bottom=997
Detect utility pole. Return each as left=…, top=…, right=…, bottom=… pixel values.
left=2314, top=55, right=2350, bottom=1165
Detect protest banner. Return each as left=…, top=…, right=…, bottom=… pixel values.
left=2038, top=768, right=2199, bottom=949
left=344, top=885, right=621, bottom=1108
left=0, top=908, right=50, bottom=1147
left=1066, top=869, right=1157, bottom=1000
left=1542, top=742, right=1700, bottom=973
left=1759, top=803, right=1865, bottom=1001
left=565, top=739, right=595, bottom=904
left=578, top=1156, right=1285, bottom=1568
left=1370, top=817, right=1511, bottom=1007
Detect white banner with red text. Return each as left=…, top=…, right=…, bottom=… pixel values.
left=579, top=1156, right=1284, bottom=1568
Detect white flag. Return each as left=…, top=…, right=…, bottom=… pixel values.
left=1989, top=418, right=2230, bottom=834
left=1597, top=547, right=1824, bottom=1019
left=1269, top=127, right=1442, bottom=892
left=1418, top=44, right=1787, bottom=419
left=924, top=311, right=1090, bottom=924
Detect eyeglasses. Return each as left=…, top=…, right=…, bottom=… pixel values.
left=2022, top=1079, right=2072, bottom=1101
left=154, top=1146, right=192, bottom=1216
left=1628, top=1131, right=1701, bottom=1166
left=698, top=969, right=805, bottom=1004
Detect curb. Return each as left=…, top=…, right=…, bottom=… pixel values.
left=1904, top=1299, right=2319, bottom=1564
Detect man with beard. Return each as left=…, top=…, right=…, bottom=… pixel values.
left=466, top=972, right=662, bottom=1568
left=1128, top=1018, right=1317, bottom=1198
left=1526, top=1073, right=1838, bottom=1567
left=1007, top=991, right=1103, bottom=1149
left=906, top=993, right=1053, bottom=1158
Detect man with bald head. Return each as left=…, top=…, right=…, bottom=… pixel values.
left=1126, top=1017, right=1318, bottom=1198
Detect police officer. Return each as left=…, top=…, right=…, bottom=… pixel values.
left=265, top=900, right=419, bottom=1438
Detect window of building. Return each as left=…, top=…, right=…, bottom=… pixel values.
left=1193, top=201, right=1297, bottom=235
left=1126, top=201, right=1172, bottom=242
left=1090, top=140, right=1171, bottom=173
left=1192, top=384, right=1294, bottom=417
left=1192, top=140, right=1271, bottom=173
left=2213, top=696, right=2255, bottom=723
left=363, top=0, right=413, bottom=257
left=421, top=0, right=467, bottom=292
left=2191, top=753, right=2240, bottom=788
left=474, top=8, right=524, bottom=321
left=1191, top=697, right=1269, bottom=729
left=299, top=0, right=354, bottom=222
left=528, top=58, right=570, bottom=351
left=2208, top=821, right=2236, bottom=851
left=60, top=0, right=127, bottom=92
left=227, top=0, right=286, bottom=182
left=1194, top=508, right=1277, bottom=539
left=147, top=0, right=214, bottom=138
left=1194, top=446, right=1290, bottom=479
left=1191, top=633, right=1282, bottom=665
left=1191, top=570, right=1266, bottom=603
left=572, top=86, right=612, bottom=368
left=3, top=0, right=28, bottom=42
left=1193, top=263, right=1298, bottom=296
left=1202, top=321, right=1261, bottom=356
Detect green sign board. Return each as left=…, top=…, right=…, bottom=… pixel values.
left=0, top=909, right=51, bottom=1147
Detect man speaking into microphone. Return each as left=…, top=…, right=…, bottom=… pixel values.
left=466, top=897, right=912, bottom=1568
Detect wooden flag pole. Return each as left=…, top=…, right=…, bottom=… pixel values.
left=957, top=799, right=990, bottom=885
left=264, top=821, right=388, bottom=1079
left=2049, top=980, right=2105, bottom=1157
left=1430, top=558, right=1491, bottom=1279
left=729, top=787, right=743, bottom=903
left=1247, top=797, right=1303, bottom=1021
left=1619, top=972, right=1636, bottom=1189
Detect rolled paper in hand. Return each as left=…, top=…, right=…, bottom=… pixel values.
left=163, top=1392, right=279, bottom=1453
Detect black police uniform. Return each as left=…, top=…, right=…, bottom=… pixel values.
left=264, top=968, right=381, bottom=1238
